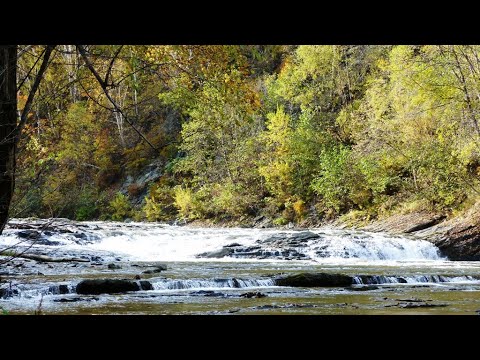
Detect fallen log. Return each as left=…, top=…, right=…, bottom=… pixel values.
left=0, top=251, right=90, bottom=263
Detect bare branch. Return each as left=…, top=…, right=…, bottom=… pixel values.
left=16, top=47, right=46, bottom=91
left=77, top=45, right=158, bottom=151
left=104, top=45, right=123, bottom=87
left=15, top=45, right=55, bottom=143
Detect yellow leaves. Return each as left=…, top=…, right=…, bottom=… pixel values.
left=458, top=140, right=478, bottom=166
left=173, top=186, right=195, bottom=219
left=17, top=93, right=28, bottom=110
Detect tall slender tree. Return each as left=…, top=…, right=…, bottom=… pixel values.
left=0, top=46, right=17, bottom=234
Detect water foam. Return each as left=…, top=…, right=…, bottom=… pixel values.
left=1, top=220, right=444, bottom=263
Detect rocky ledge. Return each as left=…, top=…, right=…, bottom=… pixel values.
left=76, top=279, right=153, bottom=295
left=363, top=205, right=480, bottom=261
left=197, top=231, right=320, bottom=261
left=275, top=273, right=353, bottom=287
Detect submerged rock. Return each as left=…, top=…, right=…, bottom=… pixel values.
left=0, top=286, right=19, bottom=298
left=76, top=279, right=152, bottom=294
left=108, top=263, right=122, bottom=270
left=53, top=296, right=99, bottom=302
left=190, top=290, right=226, bottom=297
left=150, top=263, right=167, bottom=270
left=252, top=303, right=319, bottom=310
left=240, top=291, right=267, bottom=298
left=398, top=302, right=447, bottom=308
left=348, top=285, right=379, bottom=291
left=275, top=273, right=353, bottom=287
left=142, top=268, right=164, bottom=274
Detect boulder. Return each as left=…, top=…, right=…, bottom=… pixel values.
left=196, top=247, right=234, bottom=258
left=59, top=284, right=70, bottom=294
left=107, top=263, right=122, bottom=270
left=48, top=284, right=70, bottom=295
left=275, top=273, right=353, bottom=287
left=17, top=230, right=41, bottom=239
left=149, top=263, right=167, bottom=270
left=291, top=231, right=321, bottom=242
left=139, top=281, right=154, bottom=290
left=76, top=279, right=141, bottom=294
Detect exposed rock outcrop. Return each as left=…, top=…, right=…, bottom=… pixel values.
left=76, top=279, right=153, bottom=295
left=362, top=209, right=480, bottom=260
left=417, top=203, right=480, bottom=260
left=196, top=231, right=320, bottom=260
left=275, top=273, right=353, bottom=287
left=364, top=212, right=446, bottom=234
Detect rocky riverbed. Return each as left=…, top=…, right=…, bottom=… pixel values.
left=2, top=219, right=480, bottom=315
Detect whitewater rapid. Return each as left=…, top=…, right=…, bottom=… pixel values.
left=4, top=220, right=480, bottom=315
left=0, top=220, right=443, bottom=263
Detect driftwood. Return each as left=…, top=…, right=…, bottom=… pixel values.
left=0, top=252, right=90, bottom=263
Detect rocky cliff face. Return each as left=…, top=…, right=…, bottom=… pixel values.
left=119, top=159, right=163, bottom=207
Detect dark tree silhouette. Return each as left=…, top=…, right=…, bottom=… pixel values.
left=0, top=45, right=53, bottom=235
left=0, top=46, right=18, bottom=234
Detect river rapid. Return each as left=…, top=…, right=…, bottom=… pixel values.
left=1, top=219, right=480, bottom=315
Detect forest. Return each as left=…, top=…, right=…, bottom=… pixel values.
left=5, top=45, right=480, bottom=227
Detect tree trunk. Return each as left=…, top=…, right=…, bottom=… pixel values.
left=0, top=46, right=17, bottom=235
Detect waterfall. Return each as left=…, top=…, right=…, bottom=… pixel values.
left=152, top=278, right=275, bottom=290
left=306, top=232, right=442, bottom=261
left=352, top=275, right=480, bottom=285
left=1, top=219, right=444, bottom=262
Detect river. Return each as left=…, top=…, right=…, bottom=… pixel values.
left=1, top=219, right=480, bottom=314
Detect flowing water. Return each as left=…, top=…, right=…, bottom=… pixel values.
left=1, top=220, right=480, bottom=315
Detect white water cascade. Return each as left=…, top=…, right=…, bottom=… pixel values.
left=304, top=230, right=442, bottom=261
left=0, top=220, right=443, bottom=263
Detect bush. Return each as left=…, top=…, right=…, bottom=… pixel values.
left=173, top=186, right=196, bottom=219
left=143, top=196, right=162, bottom=221
left=273, top=216, right=289, bottom=226
left=143, top=189, right=177, bottom=222
left=109, top=192, right=132, bottom=221
left=292, top=198, right=307, bottom=221
left=310, top=146, right=353, bottom=213
left=76, top=205, right=97, bottom=221
left=75, top=187, right=98, bottom=221
left=210, top=182, right=256, bottom=218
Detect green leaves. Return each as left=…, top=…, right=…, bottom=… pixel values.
left=109, top=193, right=132, bottom=221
